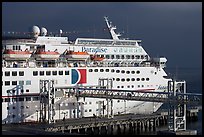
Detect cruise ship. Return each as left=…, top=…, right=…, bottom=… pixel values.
left=2, top=17, right=171, bottom=124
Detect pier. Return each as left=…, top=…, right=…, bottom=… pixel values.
left=2, top=107, right=201, bottom=135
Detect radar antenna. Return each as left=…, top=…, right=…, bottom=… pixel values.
left=104, top=16, right=121, bottom=40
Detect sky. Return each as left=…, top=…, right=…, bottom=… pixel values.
left=2, top=2, right=202, bottom=70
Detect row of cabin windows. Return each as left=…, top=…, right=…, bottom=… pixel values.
left=89, top=69, right=140, bottom=74
left=113, top=77, right=149, bottom=82
left=3, top=70, right=69, bottom=77
left=117, top=84, right=151, bottom=88
left=101, top=55, right=148, bottom=59
left=2, top=96, right=39, bottom=103
left=4, top=80, right=31, bottom=86
left=33, top=70, right=69, bottom=76
left=3, top=71, right=24, bottom=76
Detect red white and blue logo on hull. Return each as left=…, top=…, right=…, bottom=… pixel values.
left=71, top=69, right=87, bottom=84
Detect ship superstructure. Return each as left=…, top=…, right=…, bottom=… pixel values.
left=2, top=17, right=171, bottom=124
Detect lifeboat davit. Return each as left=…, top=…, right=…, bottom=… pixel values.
left=3, top=49, right=31, bottom=60
left=65, top=50, right=90, bottom=60
left=34, top=50, right=60, bottom=60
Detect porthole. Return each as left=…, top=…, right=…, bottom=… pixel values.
left=94, top=69, right=98, bottom=72
left=131, top=71, right=135, bottom=74
left=136, top=71, right=140, bottom=74
left=136, top=78, right=140, bottom=81
left=141, top=78, right=145, bottom=81
left=131, top=78, right=135, bottom=81
left=89, top=69, right=93, bottom=72
left=116, top=70, right=120, bottom=73
left=126, top=78, right=130, bottom=81
left=126, top=71, right=130, bottom=74
left=121, top=70, right=125, bottom=73
left=146, top=78, right=150, bottom=81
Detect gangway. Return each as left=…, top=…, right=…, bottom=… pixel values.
left=39, top=79, right=202, bottom=133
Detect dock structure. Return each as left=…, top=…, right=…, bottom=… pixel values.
left=3, top=79, right=201, bottom=135
left=2, top=107, right=200, bottom=135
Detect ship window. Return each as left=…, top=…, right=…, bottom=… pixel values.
left=116, top=70, right=120, bottom=73
left=111, top=55, right=114, bottom=59
left=12, top=81, right=17, bottom=85
left=94, top=69, right=98, bottom=72
left=116, top=78, right=120, bottom=81
left=26, top=80, right=31, bottom=85
left=121, top=78, right=125, bottom=82
left=121, top=70, right=125, bottom=73
left=155, top=72, right=157, bottom=75
left=121, top=86, right=124, bottom=88
left=127, top=55, right=130, bottom=59
left=136, top=55, right=140, bottom=59
left=111, top=69, right=115, bottom=72
left=131, top=78, right=135, bottom=81
left=19, top=71, right=24, bottom=76
left=131, top=71, right=135, bottom=74
left=5, top=81, right=10, bottom=86
left=12, top=98, right=17, bottom=102
left=46, top=71, right=51, bottom=75
left=142, top=85, right=144, bottom=87
left=136, top=71, right=140, bottom=74
left=89, top=109, right=92, bottom=112
left=116, top=55, right=120, bottom=59
left=141, top=78, right=145, bottom=81
left=136, top=78, right=140, bottom=81
left=21, top=89, right=24, bottom=93
left=85, top=109, right=87, bottom=112
left=121, top=55, right=125, bottom=59
left=106, top=55, right=110, bottom=59
left=5, top=98, right=10, bottom=102
left=101, top=55, right=104, bottom=58
left=127, top=85, right=130, bottom=88
left=141, top=55, right=144, bottom=59
left=105, top=69, right=109, bottom=72
left=117, top=86, right=120, bottom=88
left=59, top=71, right=63, bottom=75
left=19, top=81, right=24, bottom=85
left=26, top=97, right=31, bottom=101
left=138, top=85, right=140, bottom=87
left=89, top=69, right=93, bottom=72
left=126, top=71, right=130, bottom=74
left=33, top=97, right=39, bottom=101
left=132, top=55, right=135, bottom=59
left=145, top=55, right=148, bottom=59
left=52, top=71, right=57, bottom=75
left=5, top=71, right=10, bottom=76
left=65, top=71, right=69, bottom=75
left=126, top=78, right=130, bottom=81
left=146, top=78, right=150, bottom=81
left=100, top=69, right=104, bottom=72
left=19, top=98, right=24, bottom=102
left=26, top=89, right=29, bottom=92
left=132, top=85, right=134, bottom=88
left=40, top=71, right=44, bottom=76
left=12, top=71, right=17, bottom=76
left=33, top=71, right=38, bottom=76
left=12, top=114, right=16, bottom=118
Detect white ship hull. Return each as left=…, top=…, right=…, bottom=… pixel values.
left=2, top=66, right=169, bottom=123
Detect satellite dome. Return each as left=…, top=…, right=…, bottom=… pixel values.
left=32, top=26, right=40, bottom=37
left=41, top=27, right=47, bottom=36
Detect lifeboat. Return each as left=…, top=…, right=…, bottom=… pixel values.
left=91, top=55, right=104, bottom=61
left=3, top=49, right=31, bottom=60
left=34, top=50, right=60, bottom=60
left=65, top=50, right=90, bottom=60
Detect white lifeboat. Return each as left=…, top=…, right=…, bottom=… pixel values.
left=34, top=49, right=60, bottom=60
left=3, top=49, right=31, bottom=60
left=65, top=50, right=90, bottom=60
